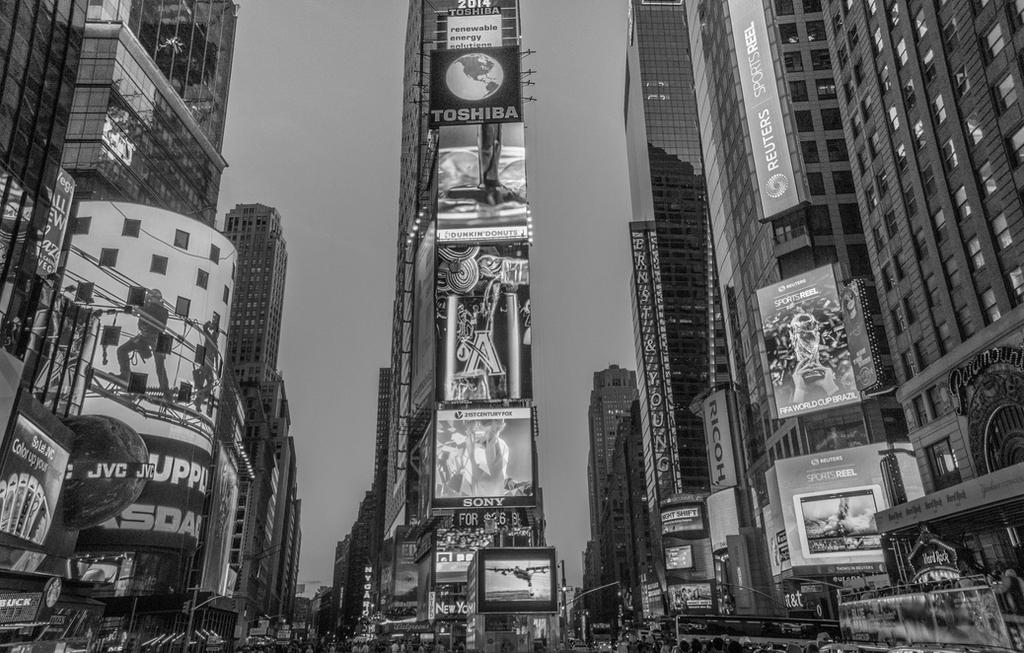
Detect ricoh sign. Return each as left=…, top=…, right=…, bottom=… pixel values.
left=729, top=0, right=803, bottom=220
left=702, top=390, right=736, bottom=491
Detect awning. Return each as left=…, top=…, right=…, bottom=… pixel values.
left=876, top=461, right=1024, bottom=534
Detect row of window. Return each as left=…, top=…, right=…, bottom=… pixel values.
left=73, top=215, right=223, bottom=262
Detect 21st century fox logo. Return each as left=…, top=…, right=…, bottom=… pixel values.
left=454, top=409, right=514, bottom=420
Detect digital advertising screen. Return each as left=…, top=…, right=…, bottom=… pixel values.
left=841, top=278, right=891, bottom=394
left=433, top=407, right=534, bottom=509
left=65, top=201, right=236, bottom=444
left=436, top=242, right=531, bottom=401
left=666, top=583, right=714, bottom=613
left=665, top=545, right=693, bottom=570
left=772, top=444, right=923, bottom=575
left=756, top=265, right=859, bottom=418
left=661, top=504, right=704, bottom=534
left=476, top=547, right=556, bottom=614
left=436, top=124, right=529, bottom=243
left=200, top=443, right=239, bottom=594
left=429, top=45, right=522, bottom=127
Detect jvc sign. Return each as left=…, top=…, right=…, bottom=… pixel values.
left=702, top=390, right=737, bottom=490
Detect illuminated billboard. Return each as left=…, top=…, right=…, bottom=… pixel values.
left=475, top=547, right=556, bottom=614
left=665, top=545, right=693, bottom=570
left=433, top=407, right=534, bottom=509
left=771, top=444, right=923, bottom=575
left=630, top=227, right=681, bottom=501
left=436, top=242, right=531, bottom=401
left=429, top=45, right=522, bottom=127
left=661, top=504, right=703, bottom=534
left=200, top=443, right=239, bottom=594
left=436, top=124, right=529, bottom=243
left=65, top=201, right=236, bottom=443
left=411, top=224, right=436, bottom=411
left=728, top=0, right=804, bottom=219
left=756, top=265, right=859, bottom=418
left=666, top=583, right=714, bottom=613
left=841, top=278, right=891, bottom=394
left=446, top=11, right=503, bottom=48
left=702, top=389, right=737, bottom=490
left=37, top=168, right=74, bottom=277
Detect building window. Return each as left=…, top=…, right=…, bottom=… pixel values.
left=811, top=49, right=831, bottom=70
left=122, top=219, right=141, bottom=237
left=1009, top=125, right=1024, bottom=165
left=997, top=74, right=1018, bottom=112
left=896, top=38, right=908, bottom=66
left=937, top=321, right=954, bottom=353
left=922, top=49, right=936, bottom=82
left=921, top=167, right=936, bottom=197
left=795, top=110, right=815, bottom=131
left=801, top=141, right=819, bottom=163
left=210, top=244, right=221, bottom=263
left=982, top=288, right=1001, bottom=323
left=833, top=170, right=855, bottom=193
left=968, top=236, right=985, bottom=270
left=943, top=17, right=960, bottom=51
left=196, top=269, right=209, bottom=289
left=892, top=307, right=907, bottom=332
left=1015, top=0, right=1024, bottom=26
left=884, top=210, right=899, bottom=237
left=912, top=395, right=928, bottom=427
left=174, top=229, right=190, bottom=250
left=914, top=7, right=928, bottom=39
left=895, top=143, right=908, bottom=171
left=175, top=296, right=191, bottom=318
left=986, top=23, right=1005, bottom=60
left=839, top=204, right=863, bottom=234
left=151, top=255, right=168, bottom=275
left=912, top=120, right=927, bottom=150
left=807, top=173, right=826, bottom=195
left=816, top=79, right=837, bottom=99
left=902, top=350, right=918, bottom=377
left=807, top=20, right=826, bottom=40
left=978, top=162, right=998, bottom=198
left=780, top=23, right=799, bottom=43
left=954, top=186, right=972, bottom=220
left=223, top=285, right=231, bottom=304
left=873, top=27, right=885, bottom=54
left=1008, top=267, right=1024, bottom=305
left=955, top=65, right=971, bottom=96
left=944, top=256, right=961, bottom=287
left=819, top=108, right=843, bottom=130
left=932, top=95, right=946, bottom=123
left=784, top=52, right=804, bottom=72
left=942, top=138, right=959, bottom=170
left=827, top=139, right=848, bottom=161
left=790, top=80, right=808, bottom=102
left=776, top=0, right=795, bottom=15
left=993, top=212, right=1013, bottom=249
left=72, top=216, right=91, bottom=235
left=99, top=248, right=118, bottom=267
left=927, top=439, right=961, bottom=489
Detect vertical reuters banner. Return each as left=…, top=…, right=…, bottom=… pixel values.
left=728, top=0, right=805, bottom=220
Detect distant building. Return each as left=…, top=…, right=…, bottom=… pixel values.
left=586, top=366, right=638, bottom=539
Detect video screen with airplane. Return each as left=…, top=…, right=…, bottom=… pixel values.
left=476, top=547, right=556, bottom=614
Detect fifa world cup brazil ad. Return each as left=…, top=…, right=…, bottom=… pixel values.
left=430, top=45, right=522, bottom=127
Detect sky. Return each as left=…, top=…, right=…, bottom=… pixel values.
left=217, top=1, right=635, bottom=588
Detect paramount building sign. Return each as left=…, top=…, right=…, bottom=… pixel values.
left=947, top=345, right=1024, bottom=414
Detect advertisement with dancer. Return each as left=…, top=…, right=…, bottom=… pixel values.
left=433, top=407, right=534, bottom=509
left=436, top=242, right=531, bottom=402
left=756, top=265, right=859, bottom=418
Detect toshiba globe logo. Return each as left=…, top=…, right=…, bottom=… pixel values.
left=766, top=173, right=790, bottom=199
left=445, top=52, right=504, bottom=101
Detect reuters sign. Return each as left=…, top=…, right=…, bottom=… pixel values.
left=430, top=45, right=522, bottom=127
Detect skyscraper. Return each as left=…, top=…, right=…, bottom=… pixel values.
left=827, top=0, right=1024, bottom=578
left=62, top=0, right=237, bottom=224
left=223, top=203, right=289, bottom=385
left=623, top=0, right=720, bottom=616
left=586, top=365, right=637, bottom=538
left=685, top=0, right=918, bottom=618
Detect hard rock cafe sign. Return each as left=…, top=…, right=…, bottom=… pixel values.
left=908, top=530, right=960, bottom=583
left=947, top=345, right=1024, bottom=414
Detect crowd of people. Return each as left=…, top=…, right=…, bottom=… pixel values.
left=616, top=636, right=823, bottom=653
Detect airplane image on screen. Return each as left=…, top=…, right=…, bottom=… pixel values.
left=486, top=565, right=548, bottom=597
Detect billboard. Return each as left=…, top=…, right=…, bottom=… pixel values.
left=76, top=434, right=213, bottom=552
left=661, top=503, right=703, bottom=534
left=756, top=265, right=859, bottom=418
left=65, top=201, right=236, bottom=443
left=665, top=545, right=693, bottom=570
left=841, top=278, right=891, bottom=394
left=200, top=443, right=239, bottom=594
left=392, top=531, right=419, bottom=613
left=37, top=168, right=74, bottom=277
left=707, top=488, right=740, bottom=552
left=772, top=444, right=923, bottom=575
left=630, top=228, right=681, bottom=501
left=728, top=0, right=804, bottom=219
left=446, top=11, right=503, bottom=49
left=433, top=407, right=534, bottom=508
left=436, top=242, right=531, bottom=401
left=411, top=225, right=436, bottom=411
left=666, top=583, right=714, bottom=613
left=476, top=547, right=556, bottom=614
left=436, top=124, right=529, bottom=243
left=702, top=390, right=737, bottom=490
left=429, top=45, right=522, bottom=127
left=434, top=528, right=492, bottom=585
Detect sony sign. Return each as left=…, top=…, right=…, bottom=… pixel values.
left=702, top=390, right=737, bottom=490
left=728, top=0, right=802, bottom=220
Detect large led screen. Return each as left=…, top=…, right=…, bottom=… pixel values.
left=666, top=583, right=714, bottom=613
left=436, top=124, right=529, bottom=243
left=756, top=265, right=859, bottom=418
left=436, top=242, right=531, bottom=402
left=433, top=407, right=534, bottom=509
left=200, top=443, right=239, bottom=594
left=429, top=46, right=522, bottom=128
left=476, top=547, right=556, bottom=614
left=771, top=444, right=923, bottom=575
